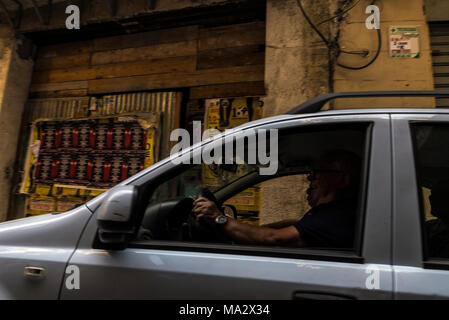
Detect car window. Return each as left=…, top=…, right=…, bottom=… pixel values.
left=134, top=124, right=370, bottom=257
left=224, top=175, right=310, bottom=226
left=411, top=124, right=449, bottom=261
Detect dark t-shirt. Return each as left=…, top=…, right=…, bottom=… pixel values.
left=426, top=219, right=449, bottom=259
left=293, top=200, right=357, bottom=248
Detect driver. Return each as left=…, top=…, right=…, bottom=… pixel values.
left=193, top=150, right=361, bottom=248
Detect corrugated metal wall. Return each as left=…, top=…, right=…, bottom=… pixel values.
left=430, top=22, right=449, bottom=108
left=26, top=97, right=90, bottom=122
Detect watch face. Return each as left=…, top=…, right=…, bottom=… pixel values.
left=215, top=215, right=228, bottom=225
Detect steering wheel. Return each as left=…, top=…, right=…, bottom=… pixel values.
left=138, top=188, right=233, bottom=243
left=184, top=188, right=233, bottom=243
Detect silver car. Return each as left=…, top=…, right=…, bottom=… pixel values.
left=1, top=91, right=449, bottom=300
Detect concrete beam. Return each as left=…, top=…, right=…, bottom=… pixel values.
left=0, top=26, right=34, bottom=222
left=5, top=0, right=242, bottom=33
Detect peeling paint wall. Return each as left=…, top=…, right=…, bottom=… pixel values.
left=259, top=0, right=331, bottom=224
left=0, top=26, right=34, bottom=222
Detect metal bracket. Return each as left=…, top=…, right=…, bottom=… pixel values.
left=0, top=0, right=22, bottom=29
left=30, top=0, right=53, bottom=25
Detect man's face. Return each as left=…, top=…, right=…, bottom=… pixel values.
left=306, top=159, right=343, bottom=207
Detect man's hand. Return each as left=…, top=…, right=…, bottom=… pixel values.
left=193, top=197, right=222, bottom=227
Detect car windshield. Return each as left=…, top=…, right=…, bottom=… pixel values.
left=150, top=162, right=258, bottom=202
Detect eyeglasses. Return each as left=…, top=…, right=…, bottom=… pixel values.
left=308, top=169, right=344, bottom=179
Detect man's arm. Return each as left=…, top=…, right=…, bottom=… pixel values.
left=193, top=198, right=306, bottom=247
left=223, top=220, right=306, bottom=247
left=261, top=219, right=298, bottom=229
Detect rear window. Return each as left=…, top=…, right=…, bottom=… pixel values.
left=411, top=124, right=449, bottom=261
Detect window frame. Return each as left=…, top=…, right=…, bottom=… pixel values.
left=125, top=120, right=374, bottom=265
left=410, top=121, right=449, bottom=270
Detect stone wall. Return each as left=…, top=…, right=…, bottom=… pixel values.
left=259, top=0, right=331, bottom=224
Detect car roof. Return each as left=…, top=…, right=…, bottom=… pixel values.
left=233, top=108, right=449, bottom=131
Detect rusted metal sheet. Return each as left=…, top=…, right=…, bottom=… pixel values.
left=25, top=97, right=89, bottom=122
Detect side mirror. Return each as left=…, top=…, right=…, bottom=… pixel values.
left=96, top=185, right=138, bottom=245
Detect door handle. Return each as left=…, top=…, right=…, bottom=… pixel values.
left=24, top=266, right=45, bottom=279
left=293, top=291, right=355, bottom=300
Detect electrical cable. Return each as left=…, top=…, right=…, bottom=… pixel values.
left=296, top=0, right=381, bottom=70
left=296, top=0, right=330, bottom=47
left=317, top=0, right=362, bottom=26
left=337, top=27, right=381, bottom=70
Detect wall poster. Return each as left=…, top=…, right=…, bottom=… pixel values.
left=203, top=97, right=264, bottom=225
left=21, top=116, right=158, bottom=216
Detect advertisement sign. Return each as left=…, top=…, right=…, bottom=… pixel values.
left=390, top=26, right=420, bottom=58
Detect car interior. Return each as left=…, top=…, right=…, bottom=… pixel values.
left=133, top=124, right=370, bottom=252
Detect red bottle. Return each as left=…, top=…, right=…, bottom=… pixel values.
left=86, top=160, right=94, bottom=181
left=123, top=128, right=132, bottom=149
left=35, top=160, right=42, bottom=178
left=121, top=162, right=129, bottom=181
left=50, top=159, right=60, bottom=178
left=72, top=127, right=80, bottom=147
left=69, top=159, right=78, bottom=179
left=103, top=161, right=112, bottom=182
left=89, top=127, right=97, bottom=149
left=54, top=127, right=62, bottom=148
left=106, top=128, right=114, bottom=149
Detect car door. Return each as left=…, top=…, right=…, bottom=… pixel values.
left=0, top=205, right=92, bottom=300
left=392, top=113, right=449, bottom=299
left=60, top=114, right=394, bottom=300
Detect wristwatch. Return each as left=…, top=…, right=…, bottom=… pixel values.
left=215, top=215, right=229, bottom=225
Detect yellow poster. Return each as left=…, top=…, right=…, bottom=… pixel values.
left=202, top=97, right=263, bottom=225
left=27, top=195, right=56, bottom=216
left=144, top=128, right=156, bottom=168
left=206, top=100, right=221, bottom=130
left=229, top=98, right=251, bottom=128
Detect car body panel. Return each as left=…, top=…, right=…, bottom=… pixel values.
left=0, top=206, right=92, bottom=299
left=391, top=114, right=449, bottom=299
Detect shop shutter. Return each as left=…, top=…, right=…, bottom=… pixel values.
left=430, top=22, right=449, bottom=108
